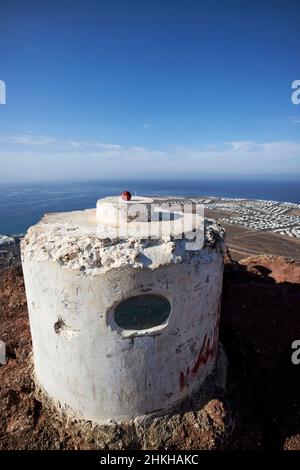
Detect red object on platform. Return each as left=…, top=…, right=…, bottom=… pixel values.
left=121, top=191, right=132, bottom=201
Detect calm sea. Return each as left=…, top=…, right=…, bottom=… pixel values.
left=0, top=179, right=299, bottom=235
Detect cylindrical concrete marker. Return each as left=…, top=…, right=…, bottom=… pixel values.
left=21, top=196, right=225, bottom=424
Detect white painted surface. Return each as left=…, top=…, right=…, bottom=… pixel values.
left=96, top=196, right=154, bottom=224
left=21, top=199, right=225, bottom=424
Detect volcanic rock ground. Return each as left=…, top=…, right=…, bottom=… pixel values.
left=0, top=250, right=299, bottom=449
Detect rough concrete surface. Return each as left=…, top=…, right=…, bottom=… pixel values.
left=21, top=210, right=225, bottom=274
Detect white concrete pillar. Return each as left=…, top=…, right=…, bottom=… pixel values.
left=21, top=197, right=225, bottom=424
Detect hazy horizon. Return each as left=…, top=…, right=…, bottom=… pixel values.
left=1, top=174, right=300, bottom=185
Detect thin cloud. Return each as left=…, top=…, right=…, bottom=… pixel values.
left=0, top=134, right=299, bottom=182
left=0, top=134, right=56, bottom=145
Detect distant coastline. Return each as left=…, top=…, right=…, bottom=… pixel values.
left=0, top=179, right=299, bottom=234
left=1, top=192, right=300, bottom=267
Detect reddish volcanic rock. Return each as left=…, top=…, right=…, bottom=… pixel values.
left=284, top=434, right=300, bottom=450
left=222, top=251, right=300, bottom=449
left=239, top=255, right=300, bottom=284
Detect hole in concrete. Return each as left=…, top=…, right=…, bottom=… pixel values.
left=54, top=318, right=65, bottom=334
left=114, top=294, right=171, bottom=330
left=54, top=318, right=79, bottom=339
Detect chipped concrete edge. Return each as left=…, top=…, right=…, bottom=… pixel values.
left=21, top=218, right=225, bottom=275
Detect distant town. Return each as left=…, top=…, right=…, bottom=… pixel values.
left=156, top=196, right=300, bottom=240
left=203, top=198, right=300, bottom=239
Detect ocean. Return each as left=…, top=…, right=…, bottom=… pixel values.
left=0, top=179, right=299, bottom=235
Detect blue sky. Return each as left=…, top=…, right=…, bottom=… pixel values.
left=0, top=0, right=299, bottom=181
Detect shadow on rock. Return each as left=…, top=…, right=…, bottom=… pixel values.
left=221, top=250, right=300, bottom=450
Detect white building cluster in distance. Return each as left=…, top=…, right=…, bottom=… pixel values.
left=203, top=198, right=300, bottom=239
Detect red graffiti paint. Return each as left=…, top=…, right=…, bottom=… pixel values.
left=179, top=295, right=222, bottom=390
left=191, top=335, right=211, bottom=374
